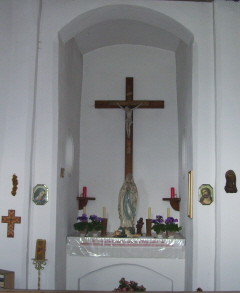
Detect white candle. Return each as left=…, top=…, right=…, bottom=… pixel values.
left=148, top=207, right=151, bottom=219
left=103, top=207, right=106, bottom=218
left=83, top=206, right=86, bottom=214
left=167, top=208, right=170, bottom=218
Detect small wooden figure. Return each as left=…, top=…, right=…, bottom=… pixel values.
left=225, top=170, right=237, bottom=193
left=11, top=174, right=18, bottom=196
left=136, top=217, right=144, bottom=235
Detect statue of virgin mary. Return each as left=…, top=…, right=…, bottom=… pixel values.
left=118, top=173, right=138, bottom=229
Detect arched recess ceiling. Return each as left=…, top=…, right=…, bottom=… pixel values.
left=59, top=4, right=194, bottom=54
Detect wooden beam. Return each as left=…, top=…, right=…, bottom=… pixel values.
left=95, top=100, right=164, bottom=109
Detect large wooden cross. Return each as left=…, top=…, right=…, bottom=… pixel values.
left=95, top=77, right=164, bottom=178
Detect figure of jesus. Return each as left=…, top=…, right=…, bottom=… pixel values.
left=117, top=103, right=142, bottom=138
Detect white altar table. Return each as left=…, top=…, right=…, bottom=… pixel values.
left=66, top=233, right=185, bottom=291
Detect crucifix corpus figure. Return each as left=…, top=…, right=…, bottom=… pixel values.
left=116, top=103, right=142, bottom=138
left=95, top=77, right=164, bottom=178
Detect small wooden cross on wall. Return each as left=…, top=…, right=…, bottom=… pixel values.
left=95, top=77, right=164, bottom=178
left=2, top=209, right=21, bottom=238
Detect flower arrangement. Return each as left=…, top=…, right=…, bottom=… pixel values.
left=151, top=215, right=166, bottom=234
left=113, top=278, right=146, bottom=291
left=73, top=213, right=89, bottom=232
left=88, top=214, right=103, bottom=231
left=73, top=214, right=103, bottom=232
left=165, top=217, right=182, bottom=232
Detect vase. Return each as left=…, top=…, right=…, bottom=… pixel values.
left=91, top=230, right=99, bottom=237
left=156, top=231, right=164, bottom=239
left=167, top=231, right=175, bottom=239
left=79, top=230, right=87, bottom=236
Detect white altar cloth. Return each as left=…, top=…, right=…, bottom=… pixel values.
left=66, top=233, right=185, bottom=291
left=66, top=233, right=185, bottom=259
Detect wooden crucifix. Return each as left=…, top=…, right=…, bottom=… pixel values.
left=2, top=209, right=21, bottom=238
left=95, top=77, right=164, bottom=178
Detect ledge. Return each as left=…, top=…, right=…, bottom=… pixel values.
left=76, top=197, right=95, bottom=210
left=162, top=198, right=181, bottom=211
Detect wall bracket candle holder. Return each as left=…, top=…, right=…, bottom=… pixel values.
left=162, top=198, right=181, bottom=211
left=32, top=259, right=47, bottom=290
left=77, top=197, right=95, bottom=210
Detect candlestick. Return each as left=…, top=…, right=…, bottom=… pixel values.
left=103, top=207, right=106, bottom=218
left=171, top=187, right=175, bottom=198
left=148, top=207, right=151, bottom=219
left=101, top=218, right=108, bottom=236
left=83, top=206, right=86, bottom=214
left=146, top=219, right=152, bottom=236
left=32, top=259, right=47, bottom=290
left=83, top=186, right=87, bottom=197
left=167, top=208, right=170, bottom=218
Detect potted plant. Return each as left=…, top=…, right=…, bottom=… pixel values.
left=151, top=215, right=166, bottom=238
left=73, top=213, right=89, bottom=235
left=88, top=214, right=103, bottom=235
left=73, top=214, right=103, bottom=236
left=165, top=217, right=182, bottom=238
left=113, top=277, right=146, bottom=291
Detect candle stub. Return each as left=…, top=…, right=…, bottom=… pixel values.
left=167, top=208, right=170, bottom=218
left=103, top=207, right=106, bottom=218
left=148, top=207, right=151, bottom=219
left=35, top=239, right=46, bottom=260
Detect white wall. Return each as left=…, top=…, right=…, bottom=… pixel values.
left=1, top=0, right=240, bottom=291
left=176, top=40, right=194, bottom=290
left=214, top=1, right=240, bottom=290
left=79, top=45, right=179, bottom=232
left=55, top=38, right=82, bottom=290
left=0, top=0, right=40, bottom=288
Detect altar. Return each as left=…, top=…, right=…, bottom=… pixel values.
left=66, top=232, right=185, bottom=291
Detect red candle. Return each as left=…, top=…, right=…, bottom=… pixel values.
left=83, top=186, right=87, bottom=197
left=171, top=187, right=175, bottom=198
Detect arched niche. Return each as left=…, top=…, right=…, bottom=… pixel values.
left=59, top=4, right=193, bottom=53
left=57, top=3, right=193, bottom=289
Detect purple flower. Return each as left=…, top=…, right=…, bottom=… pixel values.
left=165, top=217, right=178, bottom=224
left=152, top=215, right=164, bottom=224
left=89, top=214, right=97, bottom=221
left=77, top=214, right=88, bottom=222
left=89, top=215, right=102, bottom=222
